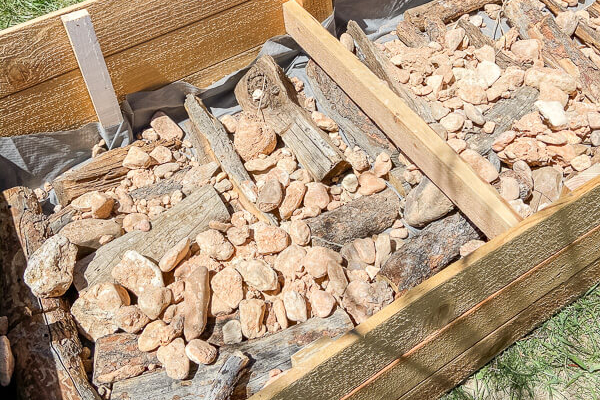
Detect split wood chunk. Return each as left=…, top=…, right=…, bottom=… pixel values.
left=184, top=94, right=277, bottom=225
left=129, top=166, right=189, bottom=201
left=346, top=20, right=436, bottom=124
left=74, top=185, right=228, bottom=291
left=110, top=308, right=353, bottom=400
left=52, top=139, right=178, bottom=205
left=540, top=0, right=600, bottom=53
left=395, top=20, right=430, bottom=48
left=380, top=212, right=481, bottom=293
left=505, top=0, right=600, bottom=102
left=404, top=0, right=502, bottom=31
left=206, top=351, right=249, bottom=400
left=234, top=55, right=349, bottom=182
left=305, top=189, right=400, bottom=249
left=305, top=59, right=398, bottom=163
left=0, top=187, right=100, bottom=400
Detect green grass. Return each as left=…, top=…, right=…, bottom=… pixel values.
left=444, top=284, right=600, bottom=400
left=0, top=0, right=81, bottom=29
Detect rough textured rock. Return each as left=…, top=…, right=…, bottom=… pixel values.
left=0, top=335, right=14, bottom=387
left=404, top=177, right=455, bottom=227
left=289, top=220, right=311, bottom=246
left=123, top=213, right=151, bottom=233
left=111, top=250, right=164, bottom=296
left=222, top=320, right=243, bottom=344
left=303, top=246, right=342, bottom=279
left=138, top=287, right=172, bottom=320
left=157, top=338, right=190, bottom=380
left=279, top=181, right=307, bottom=219
left=211, top=267, right=244, bottom=309
left=138, top=320, right=179, bottom=352
left=115, top=305, right=150, bottom=334
left=257, top=179, right=284, bottom=212
left=239, top=299, right=266, bottom=339
left=282, top=290, right=308, bottom=323
left=123, top=146, right=153, bottom=169
left=460, top=149, right=499, bottom=183
left=24, top=234, right=77, bottom=298
left=274, top=244, right=306, bottom=279
left=185, top=339, right=218, bottom=365
left=59, top=219, right=122, bottom=250
left=358, top=171, right=387, bottom=195
left=234, top=114, right=277, bottom=161
left=309, top=290, right=336, bottom=318
left=236, top=259, right=278, bottom=291
left=196, top=229, right=234, bottom=261
left=304, top=182, right=330, bottom=210
left=342, top=280, right=394, bottom=324
left=254, top=223, right=290, bottom=254
left=184, top=265, right=210, bottom=341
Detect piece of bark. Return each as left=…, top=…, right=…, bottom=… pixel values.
left=505, top=0, right=600, bottom=102
left=395, top=20, right=430, bottom=47
left=206, top=351, right=249, bottom=400
left=404, top=0, right=502, bottom=31
left=73, top=185, right=229, bottom=291
left=589, top=1, right=600, bottom=19
left=346, top=20, right=436, bottom=124
left=456, top=18, right=523, bottom=69
left=467, top=86, right=539, bottom=155
left=93, top=333, right=159, bottom=385
left=48, top=204, right=77, bottom=234
left=540, top=0, right=600, bottom=52
left=425, top=16, right=447, bottom=45
left=129, top=167, right=190, bottom=200
left=0, top=187, right=100, bottom=400
left=305, top=59, right=398, bottom=163
left=380, top=212, right=481, bottom=293
left=110, top=308, right=353, bottom=400
left=305, top=189, right=400, bottom=249
left=52, top=139, right=178, bottom=205
left=235, top=55, right=348, bottom=182
left=181, top=119, right=213, bottom=165
left=184, top=94, right=277, bottom=225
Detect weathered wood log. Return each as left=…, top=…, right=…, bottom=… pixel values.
left=207, top=351, right=250, bottom=400
left=234, top=55, right=348, bottom=182
left=466, top=86, right=539, bottom=155
left=93, top=333, right=159, bottom=386
left=110, top=308, right=353, bottom=400
left=346, top=20, right=436, bottom=124
left=540, top=0, right=600, bottom=52
left=48, top=204, right=77, bottom=234
left=505, top=0, right=600, bottom=102
left=182, top=119, right=213, bottom=165
left=73, top=185, right=229, bottom=291
left=395, top=20, right=430, bottom=48
left=129, top=166, right=190, bottom=200
left=404, top=0, right=502, bottom=31
left=0, top=187, right=100, bottom=400
left=424, top=16, right=446, bottom=45
left=184, top=94, right=277, bottom=225
left=305, top=189, right=400, bottom=249
left=305, top=59, right=397, bottom=163
left=456, top=18, right=523, bottom=70
left=379, top=212, right=481, bottom=293
left=52, top=139, right=178, bottom=205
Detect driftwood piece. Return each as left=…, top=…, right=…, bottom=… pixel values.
left=456, top=18, right=523, bottom=69
left=424, top=16, right=446, bottom=45
left=234, top=55, right=348, bottom=182
left=129, top=167, right=190, bottom=200
left=380, top=212, right=481, bottom=293
left=181, top=119, right=213, bottom=165
left=305, top=59, right=397, bottom=163
left=395, top=20, right=430, bottom=47
left=305, top=189, right=400, bottom=249
left=110, top=308, right=353, bottom=400
left=467, top=86, right=539, bottom=155
left=346, top=20, right=436, bottom=124
left=184, top=94, right=277, bottom=225
left=52, top=139, right=178, bottom=205
left=48, top=205, right=77, bottom=235
left=93, top=333, right=159, bottom=386
left=74, top=185, right=229, bottom=291
left=207, top=351, right=250, bottom=400
left=505, top=0, right=600, bottom=102
left=540, top=0, right=600, bottom=52
left=0, top=187, right=99, bottom=400
left=404, top=0, right=502, bottom=31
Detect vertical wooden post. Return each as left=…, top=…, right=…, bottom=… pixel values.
left=61, top=9, right=123, bottom=129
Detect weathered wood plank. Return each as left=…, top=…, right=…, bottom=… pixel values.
left=51, top=139, right=178, bottom=205
left=283, top=1, right=522, bottom=239
left=305, top=189, right=400, bottom=249
left=0, top=187, right=99, bottom=400
left=73, top=185, right=229, bottom=291
left=395, top=20, right=429, bottom=48
left=184, top=95, right=277, bottom=225
left=404, top=0, right=502, bottom=31
left=129, top=167, right=190, bottom=201
left=235, top=55, right=348, bottom=182
left=110, top=309, right=352, bottom=400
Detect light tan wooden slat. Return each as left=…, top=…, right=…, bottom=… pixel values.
left=344, top=221, right=600, bottom=400
left=251, top=169, right=600, bottom=399
left=282, top=0, right=521, bottom=239
left=61, top=9, right=122, bottom=129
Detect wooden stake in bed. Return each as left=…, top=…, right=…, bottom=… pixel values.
left=282, top=0, right=521, bottom=239
left=234, top=55, right=349, bottom=183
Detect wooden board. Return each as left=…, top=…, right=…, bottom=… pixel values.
left=250, top=159, right=600, bottom=400
left=282, top=0, right=521, bottom=239
left=0, top=0, right=333, bottom=137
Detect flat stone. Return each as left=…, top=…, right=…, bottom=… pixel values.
left=460, top=149, right=499, bottom=182
left=236, top=259, right=278, bottom=291
left=535, top=100, right=568, bottom=128
left=445, top=28, right=465, bottom=51
left=239, top=299, right=266, bottom=339
left=211, top=267, right=244, bottom=309
left=59, top=219, right=122, bottom=249
left=282, top=290, right=308, bottom=322
left=181, top=162, right=219, bottom=194
left=279, top=181, right=307, bottom=220
left=222, top=319, right=243, bottom=344
left=0, top=336, right=14, bottom=387
left=463, top=103, right=485, bottom=126
left=571, top=154, right=592, bottom=172
left=254, top=223, right=290, bottom=254
left=159, top=237, right=190, bottom=272
left=149, top=146, right=173, bottom=164
left=115, top=305, right=150, bottom=334
left=183, top=265, right=210, bottom=341
left=112, top=250, right=164, bottom=296
left=257, top=178, right=284, bottom=212
left=525, top=67, right=577, bottom=94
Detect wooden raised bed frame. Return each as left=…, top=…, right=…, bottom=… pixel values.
left=2, top=0, right=600, bottom=399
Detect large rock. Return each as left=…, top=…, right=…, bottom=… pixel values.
left=341, top=280, right=394, bottom=324
left=234, top=114, right=277, bottom=161
left=111, top=250, right=164, bottom=296
left=236, top=259, right=278, bottom=292
left=211, top=267, right=244, bottom=309
left=404, top=178, right=455, bottom=228
left=59, top=219, right=122, bottom=249
left=239, top=299, right=266, bottom=339
left=24, top=234, right=78, bottom=298
left=196, top=229, right=234, bottom=261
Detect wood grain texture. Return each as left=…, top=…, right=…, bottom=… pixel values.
left=109, top=308, right=352, bottom=400
left=62, top=9, right=123, bottom=129
left=250, top=149, right=600, bottom=400
left=283, top=1, right=521, bottom=239
left=395, top=20, right=430, bottom=48
left=404, top=0, right=502, bottom=31
left=73, top=185, right=229, bottom=291
left=235, top=55, right=348, bottom=182
left=51, top=139, right=178, bottom=205
left=540, top=0, right=600, bottom=52
left=207, top=351, right=250, bottom=400
left=0, top=187, right=99, bottom=400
